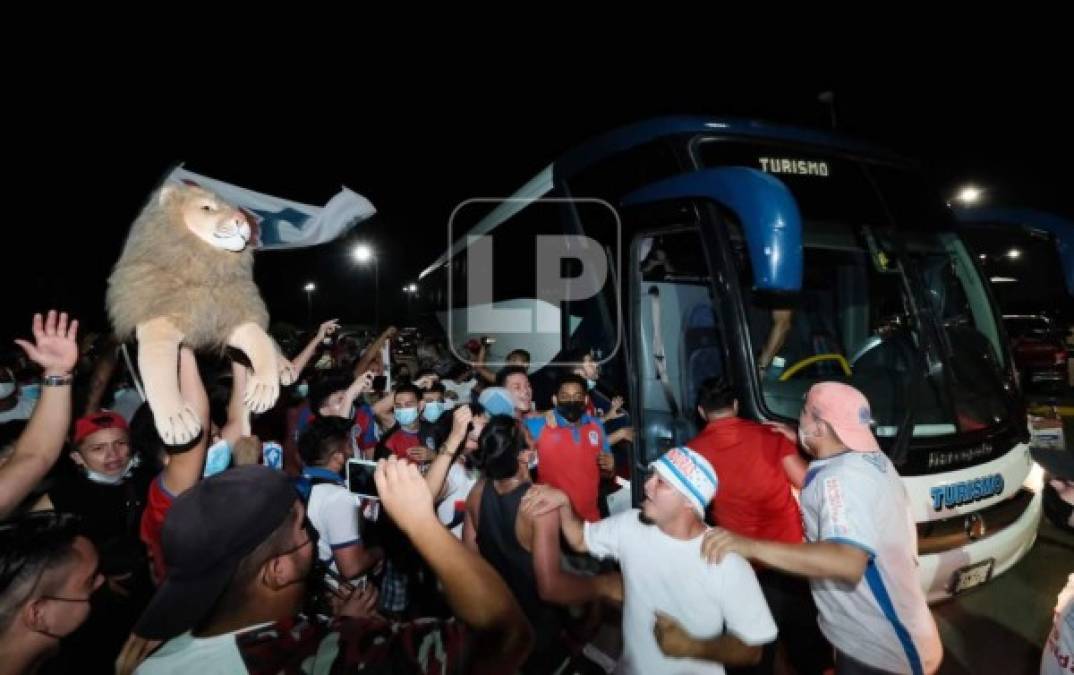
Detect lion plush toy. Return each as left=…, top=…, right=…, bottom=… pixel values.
left=107, top=183, right=294, bottom=445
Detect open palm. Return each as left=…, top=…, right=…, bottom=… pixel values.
left=14, top=311, right=79, bottom=376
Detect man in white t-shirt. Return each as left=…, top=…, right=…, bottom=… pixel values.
left=702, top=382, right=942, bottom=675
left=298, top=417, right=383, bottom=580
left=524, top=445, right=776, bottom=674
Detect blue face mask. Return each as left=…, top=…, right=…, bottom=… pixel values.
left=395, top=406, right=419, bottom=427
left=422, top=401, right=446, bottom=423
left=203, top=439, right=232, bottom=477
left=296, top=383, right=309, bottom=398
left=21, top=384, right=41, bottom=401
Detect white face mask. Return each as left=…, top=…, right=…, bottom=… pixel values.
left=0, top=382, right=15, bottom=398
left=84, top=455, right=140, bottom=485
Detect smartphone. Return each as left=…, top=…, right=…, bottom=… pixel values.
left=346, top=459, right=379, bottom=500
left=371, top=375, right=388, bottom=392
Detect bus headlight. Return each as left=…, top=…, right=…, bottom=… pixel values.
left=1024, top=461, right=1046, bottom=493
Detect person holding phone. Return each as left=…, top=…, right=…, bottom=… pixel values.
left=303, top=370, right=394, bottom=459
left=298, top=416, right=384, bottom=582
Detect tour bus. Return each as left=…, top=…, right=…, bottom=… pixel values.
left=417, top=116, right=1041, bottom=601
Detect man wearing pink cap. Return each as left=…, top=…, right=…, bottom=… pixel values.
left=524, top=446, right=776, bottom=674
left=702, top=382, right=942, bottom=675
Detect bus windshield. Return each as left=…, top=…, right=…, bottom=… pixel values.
left=696, top=139, right=1013, bottom=439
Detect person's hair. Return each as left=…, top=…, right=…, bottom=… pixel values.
left=0, top=512, right=82, bottom=632
left=697, top=376, right=736, bottom=415
left=309, top=372, right=353, bottom=415
left=415, top=368, right=438, bottom=382
left=199, top=506, right=297, bottom=629
left=496, top=366, right=530, bottom=387
left=506, top=349, right=531, bottom=363
left=558, top=347, right=591, bottom=367
left=474, top=415, right=525, bottom=480
left=128, top=403, right=168, bottom=469
left=556, top=373, right=588, bottom=396
left=207, top=380, right=233, bottom=430
left=298, top=416, right=352, bottom=467
left=392, top=383, right=422, bottom=402
left=424, top=382, right=446, bottom=396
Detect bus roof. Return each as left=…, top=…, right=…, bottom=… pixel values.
left=954, top=206, right=1074, bottom=234
left=557, top=115, right=908, bottom=178
left=419, top=115, right=910, bottom=280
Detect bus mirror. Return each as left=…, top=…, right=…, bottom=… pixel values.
left=623, top=167, right=803, bottom=292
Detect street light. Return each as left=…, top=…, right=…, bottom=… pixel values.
left=352, top=243, right=379, bottom=328
left=353, top=244, right=374, bottom=264
left=403, top=283, right=418, bottom=321
left=953, top=185, right=984, bottom=206
left=303, top=282, right=316, bottom=324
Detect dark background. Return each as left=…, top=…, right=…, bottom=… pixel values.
left=5, top=77, right=1070, bottom=348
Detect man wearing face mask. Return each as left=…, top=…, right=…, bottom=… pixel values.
left=686, top=376, right=826, bottom=675
left=524, top=374, right=614, bottom=523
left=376, top=383, right=437, bottom=465
left=130, top=462, right=533, bottom=675
left=38, top=349, right=210, bottom=675
left=0, top=512, right=105, bottom=675
left=701, top=382, right=942, bottom=675
left=298, top=417, right=384, bottom=581
left=417, top=377, right=452, bottom=451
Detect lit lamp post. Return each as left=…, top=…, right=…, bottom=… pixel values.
left=953, top=185, right=984, bottom=206
left=353, top=244, right=379, bottom=328
left=303, top=282, right=316, bottom=324
left=403, top=283, right=418, bottom=321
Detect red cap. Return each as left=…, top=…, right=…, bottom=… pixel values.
left=73, top=411, right=129, bottom=445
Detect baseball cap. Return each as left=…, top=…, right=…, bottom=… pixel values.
left=73, top=411, right=129, bottom=445
left=804, top=382, right=881, bottom=453
left=650, top=447, right=718, bottom=518
left=134, top=465, right=299, bottom=639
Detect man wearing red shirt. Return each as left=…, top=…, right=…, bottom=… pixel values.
left=686, top=376, right=829, bottom=675
left=524, top=374, right=614, bottom=523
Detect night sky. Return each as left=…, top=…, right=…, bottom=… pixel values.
left=6, top=77, right=1071, bottom=350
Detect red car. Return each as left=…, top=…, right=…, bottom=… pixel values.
left=1004, top=314, right=1068, bottom=391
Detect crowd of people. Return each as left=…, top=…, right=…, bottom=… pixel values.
left=0, top=302, right=1064, bottom=675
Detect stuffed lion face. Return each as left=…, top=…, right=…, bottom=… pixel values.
left=107, top=182, right=293, bottom=446
left=173, top=185, right=252, bottom=252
